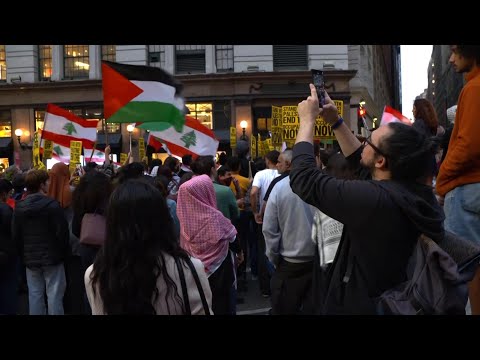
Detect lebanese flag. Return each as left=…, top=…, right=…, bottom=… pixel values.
left=380, top=106, right=412, bottom=127
left=102, top=61, right=185, bottom=132
left=42, top=104, right=98, bottom=148
left=147, top=116, right=218, bottom=159
left=49, top=143, right=71, bottom=164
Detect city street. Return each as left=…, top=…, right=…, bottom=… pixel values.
left=236, top=268, right=271, bottom=316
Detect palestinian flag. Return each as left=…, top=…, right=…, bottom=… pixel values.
left=42, top=104, right=98, bottom=148
left=148, top=116, right=219, bottom=159
left=147, top=132, right=164, bottom=152
left=102, top=61, right=185, bottom=132
left=380, top=106, right=412, bottom=127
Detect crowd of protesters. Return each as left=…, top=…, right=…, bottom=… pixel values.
left=0, top=45, right=479, bottom=315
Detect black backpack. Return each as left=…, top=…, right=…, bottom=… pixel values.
left=375, top=231, right=480, bottom=315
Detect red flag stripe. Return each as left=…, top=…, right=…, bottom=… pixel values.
left=184, top=116, right=217, bottom=139
left=46, top=104, right=99, bottom=128
left=41, top=130, right=96, bottom=149
left=161, top=139, right=199, bottom=160
left=384, top=106, right=410, bottom=123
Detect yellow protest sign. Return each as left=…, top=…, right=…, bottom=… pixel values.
left=257, top=134, right=263, bottom=158
left=266, top=138, right=274, bottom=151
left=120, top=153, right=128, bottom=165
left=43, top=140, right=53, bottom=160
left=313, top=100, right=343, bottom=140
left=271, top=106, right=283, bottom=147
left=138, top=138, right=145, bottom=161
left=282, top=106, right=299, bottom=141
left=69, top=140, right=82, bottom=173
left=280, top=101, right=344, bottom=142
left=333, top=100, right=344, bottom=117
left=230, top=127, right=237, bottom=149
left=32, top=131, right=44, bottom=169
left=250, top=134, right=257, bottom=159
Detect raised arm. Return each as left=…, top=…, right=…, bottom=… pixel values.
left=296, top=84, right=362, bottom=158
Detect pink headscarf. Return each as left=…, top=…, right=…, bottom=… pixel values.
left=177, top=174, right=237, bottom=275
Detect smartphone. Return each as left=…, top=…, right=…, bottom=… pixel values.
left=311, top=69, right=326, bottom=108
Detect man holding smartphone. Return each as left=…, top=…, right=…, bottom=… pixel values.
left=289, top=84, right=444, bottom=314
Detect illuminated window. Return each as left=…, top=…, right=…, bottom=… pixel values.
left=0, top=45, right=6, bottom=81
left=216, top=45, right=234, bottom=72
left=101, top=45, right=116, bottom=62
left=148, top=45, right=165, bottom=68
left=38, top=45, right=52, bottom=80
left=0, top=110, right=12, bottom=137
left=256, top=117, right=272, bottom=131
left=64, top=45, right=89, bottom=79
left=186, top=103, right=213, bottom=129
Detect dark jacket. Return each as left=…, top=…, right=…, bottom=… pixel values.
left=0, top=202, right=14, bottom=266
left=413, top=117, right=437, bottom=137
left=12, top=193, right=70, bottom=268
left=290, top=142, right=445, bottom=314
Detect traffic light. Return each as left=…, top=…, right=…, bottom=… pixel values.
left=358, top=106, right=366, bottom=131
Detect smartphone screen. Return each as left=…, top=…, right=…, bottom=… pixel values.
left=311, top=69, right=326, bottom=107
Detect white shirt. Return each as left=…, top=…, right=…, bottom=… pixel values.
left=252, top=168, right=279, bottom=211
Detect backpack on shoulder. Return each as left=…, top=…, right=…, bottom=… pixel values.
left=375, top=231, right=480, bottom=315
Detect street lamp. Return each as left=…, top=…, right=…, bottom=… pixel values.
left=126, top=124, right=135, bottom=154
left=14, top=128, right=32, bottom=150
left=240, top=120, right=248, bottom=140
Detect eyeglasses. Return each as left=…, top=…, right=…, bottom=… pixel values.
left=362, top=136, right=388, bottom=159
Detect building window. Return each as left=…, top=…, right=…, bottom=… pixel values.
left=175, top=45, right=205, bottom=74
left=273, top=45, right=308, bottom=71
left=101, top=45, right=116, bottom=62
left=0, top=45, right=6, bottom=81
left=186, top=103, right=213, bottom=129
left=35, top=110, right=45, bottom=131
left=148, top=45, right=165, bottom=68
left=216, top=45, right=234, bottom=72
left=38, top=45, right=52, bottom=80
left=0, top=110, right=12, bottom=137
left=64, top=45, right=90, bottom=79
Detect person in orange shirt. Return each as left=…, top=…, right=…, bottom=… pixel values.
left=436, top=45, right=480, bottom=314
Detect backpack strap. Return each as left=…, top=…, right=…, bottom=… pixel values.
left=174, top=256, right=191, bottom=315
left=184, top=257, right=211, bottom=315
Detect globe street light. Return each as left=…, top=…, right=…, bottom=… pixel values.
left=126, top=124, right=135, bottom=154
left=240, top=120, right=248, bottom=140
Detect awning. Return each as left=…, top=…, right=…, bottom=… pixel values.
left=95, top=134, right=122, bottom=147
left=0, top=137, right=12, bottom=148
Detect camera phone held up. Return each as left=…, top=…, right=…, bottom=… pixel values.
left=311, top=69, right=326, bottom=108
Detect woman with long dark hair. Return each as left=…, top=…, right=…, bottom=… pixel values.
left=412, top=98, right=438, bottom=137
left=72, top=171, right=113, bottom=313
left=84, top=179, right=212, bottom=315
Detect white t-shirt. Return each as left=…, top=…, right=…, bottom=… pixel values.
left=252, top=168, right=279, bottom=211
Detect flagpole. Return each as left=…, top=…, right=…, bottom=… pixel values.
left=102, top=118, right=111, bottom=161
left=89, top=141, right=97, bottom=163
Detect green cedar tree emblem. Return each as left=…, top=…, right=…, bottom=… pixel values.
left=63, top=122, right=77, bottom=135
left=180, top=130, right=196, bottom=149
left=53, top=145, right=63, bottom=156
